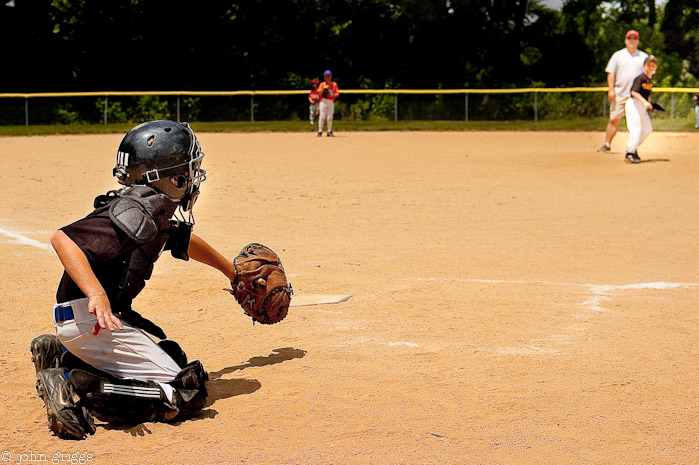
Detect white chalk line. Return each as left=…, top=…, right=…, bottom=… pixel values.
left=410, top=277, right=698, bottom=293
left=495, top=346, right=559, bottom=356
left=0, top=226, right=50, bottom=250
left=342, top=279, right=699, bottom=353
left=386, top=341, right=421, bottom=348
left=403, top=277, right=699, bottom=356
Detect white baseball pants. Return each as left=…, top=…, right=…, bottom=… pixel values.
left=625, top=98, right=652, bottom=154
left=318, top=99, right=334, bottom=133
left=309, top=102, right=319, bottom=125
left=53, top=298, right=181, bottom=387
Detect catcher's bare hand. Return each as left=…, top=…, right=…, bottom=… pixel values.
left=88, top=293, right=123, bottom=335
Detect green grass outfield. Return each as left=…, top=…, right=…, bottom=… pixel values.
left=0, top=117, right=697, bottom=136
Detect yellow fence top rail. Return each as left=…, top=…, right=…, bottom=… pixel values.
left=0, top=87, right=696, bottom=98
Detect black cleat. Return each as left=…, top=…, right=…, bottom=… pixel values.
left=30, top=334, right=63, bottom=374
left=625, top=152, right=641, bottom=164
left=598, top=143, right=611, bottom=152
left=327, top=131, right=334, bottom=137
left=36, top=368, right=95, bottom=440
left=317, top=132, right=322, bottom=137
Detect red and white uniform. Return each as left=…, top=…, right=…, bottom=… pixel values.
left=308, top=89, right=321, bottom=104
left=318, top=81, right=339, bottom=101
left=308, top=89, right=320, bottom=125
left=318, top=81, right=339, bottom=134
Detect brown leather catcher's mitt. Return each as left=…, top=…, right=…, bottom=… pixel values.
left=226, top=243, right=293, bottom=324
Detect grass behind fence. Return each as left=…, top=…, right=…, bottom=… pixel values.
left=0, top=116, right=697, bottom=137
left=2, top=90, right=698, bottom=127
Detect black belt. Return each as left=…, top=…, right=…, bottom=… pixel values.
left=54, top=304, right=75, bottom=322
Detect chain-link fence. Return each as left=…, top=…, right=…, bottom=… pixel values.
left=0, top=88, right=696, bottom=126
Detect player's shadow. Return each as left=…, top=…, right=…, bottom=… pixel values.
left=209, top=347, right=307, bottom=379
left=100, top=347, right=306, bottom=435
left=206, top=347, right=307, bottom=406
left=607, top=152, right=672, bottom=163
left=97, top=409, right=218, bottom=435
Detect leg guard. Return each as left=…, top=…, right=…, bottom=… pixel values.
left=157, top=340, right=188, bottom=368
left=170, top=360, right=209, bottom=420
left=69, top=369, right=179, bottom=423
left=68, top=360, right=208, bottom=424
left=35, top=368, right=96, bottom=440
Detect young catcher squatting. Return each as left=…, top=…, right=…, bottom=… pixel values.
left=30, top=121, right=292, bottom=439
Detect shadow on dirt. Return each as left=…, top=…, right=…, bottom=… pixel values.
left=100, top=347, right=306, bottom=436
left=205, top=347, right=307, bottom=406
left=209, top=347, right=307, bottom=379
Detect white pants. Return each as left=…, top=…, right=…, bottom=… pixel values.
left=309, top=102, right=319, bottom=124
left=695, top=105, right=699, bottom=127
left=318, top=99, right=334, bottom=133
left=625, top=99, right=652, bottom=153
left=53, top=298, right=181, bottom=385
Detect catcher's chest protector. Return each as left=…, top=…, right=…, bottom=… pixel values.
left=94, top=186, right=180, bottom=309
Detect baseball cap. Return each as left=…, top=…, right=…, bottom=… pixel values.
left=626, top=30, right=639, bottom=39
left=323, top=70, right=332, bottom=76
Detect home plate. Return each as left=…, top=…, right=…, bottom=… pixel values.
left=291, top=295, right=352, bottom=307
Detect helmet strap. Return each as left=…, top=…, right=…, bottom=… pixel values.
left=144, top=169, right=161, bottom=183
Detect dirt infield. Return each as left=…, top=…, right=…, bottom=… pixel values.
left=1, top=130, right=698, bottom=464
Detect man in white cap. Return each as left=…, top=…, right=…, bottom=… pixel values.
left=599, top=30, right=649, bottom=152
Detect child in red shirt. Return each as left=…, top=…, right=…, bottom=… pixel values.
left=308, top=78, right=320, bottom=126
left=317, top=70, right=339, bottom=137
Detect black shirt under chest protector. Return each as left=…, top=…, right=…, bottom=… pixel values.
left=56, top=186, right=192, bottom=335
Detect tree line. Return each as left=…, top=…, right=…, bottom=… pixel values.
left=1, top=1, right=698, bottom=124
left=2, top=0, right=698, bottom=92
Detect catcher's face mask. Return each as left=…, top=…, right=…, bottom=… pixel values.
left=176, top=125, right=206, bottom=211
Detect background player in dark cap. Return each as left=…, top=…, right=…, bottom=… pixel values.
left=599, top=30, right=649, bottom=152
left=30, top=121, right=235, bottom=439
left=623, top=55, right=658, bottom=163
